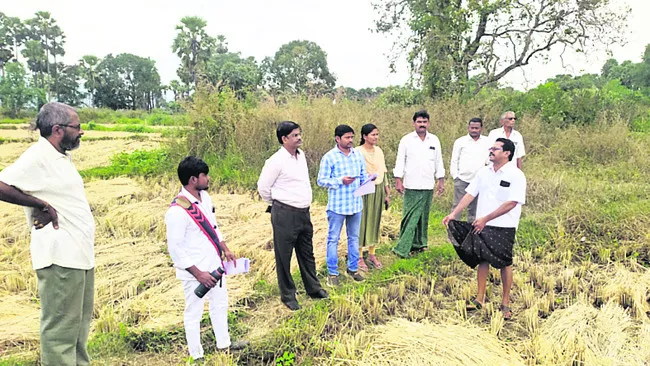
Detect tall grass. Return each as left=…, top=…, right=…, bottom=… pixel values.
left=169, top=85, right=650, bottom=263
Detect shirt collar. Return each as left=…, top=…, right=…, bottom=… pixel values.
left=466, top=134, right=485, bottom=141
left=490, top=161, right=514, bottom=174
left=280, top=146, right=301, bottom=159
left=409, top=131, right=430, bottom=140
left=333, top=145, right=356, bottom=156
left=180, top=187, right=203, bottom=204
left=38, top=136, right=70, bottom=161
left=499, top=127, right=518, bottom=135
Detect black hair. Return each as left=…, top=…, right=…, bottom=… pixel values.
left=468, top=117, right=483, bottom=127
left=412, top=110, right=430, bottom=122
left=177, top=156, right=209, bottom=185
left=276, top=121, right=301, bottom=144
left=359, top=123, right=378, bottom=145
left=496, top=138, right=516, bottom=161
left=334, top=124, right=354, bottom=138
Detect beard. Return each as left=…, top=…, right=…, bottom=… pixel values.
left=197, top=183, right=209, bottom=191
left=59, top=133, right=81, bottom=151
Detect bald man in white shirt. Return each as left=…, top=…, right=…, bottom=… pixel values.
left=0, top=102, right=94, bottom=366
left=488, top=111, right=525, bottom=169
left=257, top=121, right=328, bottom=311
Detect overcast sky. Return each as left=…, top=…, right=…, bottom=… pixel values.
left=3, top=0, right=648, bottom=90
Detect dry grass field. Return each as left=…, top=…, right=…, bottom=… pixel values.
left=1, top=107, right=650, bottom=365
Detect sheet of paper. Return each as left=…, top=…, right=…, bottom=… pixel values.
left=354, top=174, right=378, bottom=197
left=223, top=258, right=250, bottom=275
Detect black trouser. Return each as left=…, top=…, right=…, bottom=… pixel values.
left=271, top=200, right=322, bottom=303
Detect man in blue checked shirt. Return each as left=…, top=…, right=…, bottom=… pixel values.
left=318, top=125, right=375, bottom=286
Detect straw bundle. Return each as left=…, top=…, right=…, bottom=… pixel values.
left=599, top=264, right=650, bottom=320
left=534, top=299, right=648, bottom=365
left=356, top=318, right=525, bottom=365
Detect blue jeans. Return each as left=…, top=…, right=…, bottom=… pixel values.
left=326, top=210, right=361, bottom=276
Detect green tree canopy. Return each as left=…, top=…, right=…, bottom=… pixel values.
left=262, top=40, right=336, bottom=99
left=205, top=52, right=261, bottom=98
left=94, top=53, right=162, bottom=110
left=374, top=0, right=629, bottom=98
left=0, top=13, right=27, bottom=75
left=0, top=61, right=35, bottom=116
left=172, top=16, right=226, bottom=88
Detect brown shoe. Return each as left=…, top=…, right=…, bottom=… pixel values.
left=327, top=275, right=340, bottom=287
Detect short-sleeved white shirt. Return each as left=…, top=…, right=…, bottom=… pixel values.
left=0, top=137, right=95, bottom=270
left=466, top=163, right=526, bottom=228
left=488, top=127, right=525, bottom=159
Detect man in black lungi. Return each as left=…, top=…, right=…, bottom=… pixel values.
left=257, top=121, right=328, bottom=311
left=442, top=138, right=526, bottom=320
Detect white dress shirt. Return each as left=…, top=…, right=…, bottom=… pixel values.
left=393, top=131, right=445, bottom=190
left=165, top=187, right=225, bottom=281
left=450, top=135, right=490, bottom=183
left=487, top=127, right=526, bottom=159
left=0, top=137, right=95, bottom=270
left=466, top=163, right=527, bottom=228
left=257, top=147, right=312, bottom=208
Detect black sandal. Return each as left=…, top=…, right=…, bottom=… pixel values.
left=500, top=304, right=513, bottom=320
left=466, top=299, right=484, bottom=311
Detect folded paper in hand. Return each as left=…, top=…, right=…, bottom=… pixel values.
left=354, top=174, right=378, bottom=197
left=223, top=258, right=250, bottom=275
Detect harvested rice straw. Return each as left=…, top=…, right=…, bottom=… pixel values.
left=355, top=318, right=525, bottom=365
left=534, top=299, right=648, bottom=365
left=600, top=264, right=650, bottom=320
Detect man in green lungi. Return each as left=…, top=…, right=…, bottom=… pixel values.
left=392, top=110, right=445, bottom=257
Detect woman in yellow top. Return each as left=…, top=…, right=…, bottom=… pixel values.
left=356, top=124, right=390, bottom=271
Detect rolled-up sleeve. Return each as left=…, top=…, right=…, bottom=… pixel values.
left=317, top=154, right=341, bottom=189
left=393, top=138, right=406, bottom=179
left=165, top=208, right=194, bottom=270
left=449, top=139, right=461, bottom=180
left=434, top=137, right=446, bottom=179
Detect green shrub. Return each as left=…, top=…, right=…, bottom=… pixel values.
left=146, top=113, right=188, bottom=126
left=115, top=117, right=145, bottom=125
left=80, top=149, right=171, bottom=178
left=0, top=118, right=30, bottom=124
left=81, top=122, right=155, bottom=133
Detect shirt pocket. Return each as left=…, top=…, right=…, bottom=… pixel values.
left=427, top=146, right=437, bottom=160
left=496, top=180, right=511, bottom=201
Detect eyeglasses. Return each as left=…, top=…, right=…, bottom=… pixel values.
left=489, top=147, right=503, bottom=151
left=505, top=117, right=517, bottom=121
left=57, top=124, right=82, bottom=131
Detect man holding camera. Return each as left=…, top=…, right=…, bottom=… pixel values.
left=0, top=102, right=93, bottom=366
left=165, top=156, right=247, bottom=361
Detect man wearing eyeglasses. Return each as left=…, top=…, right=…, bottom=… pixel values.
left=0, top=102, right=94, bottom=366
left=442, top=138, right=526, bottom=321
left=488, top=111, right=525, bottom=169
